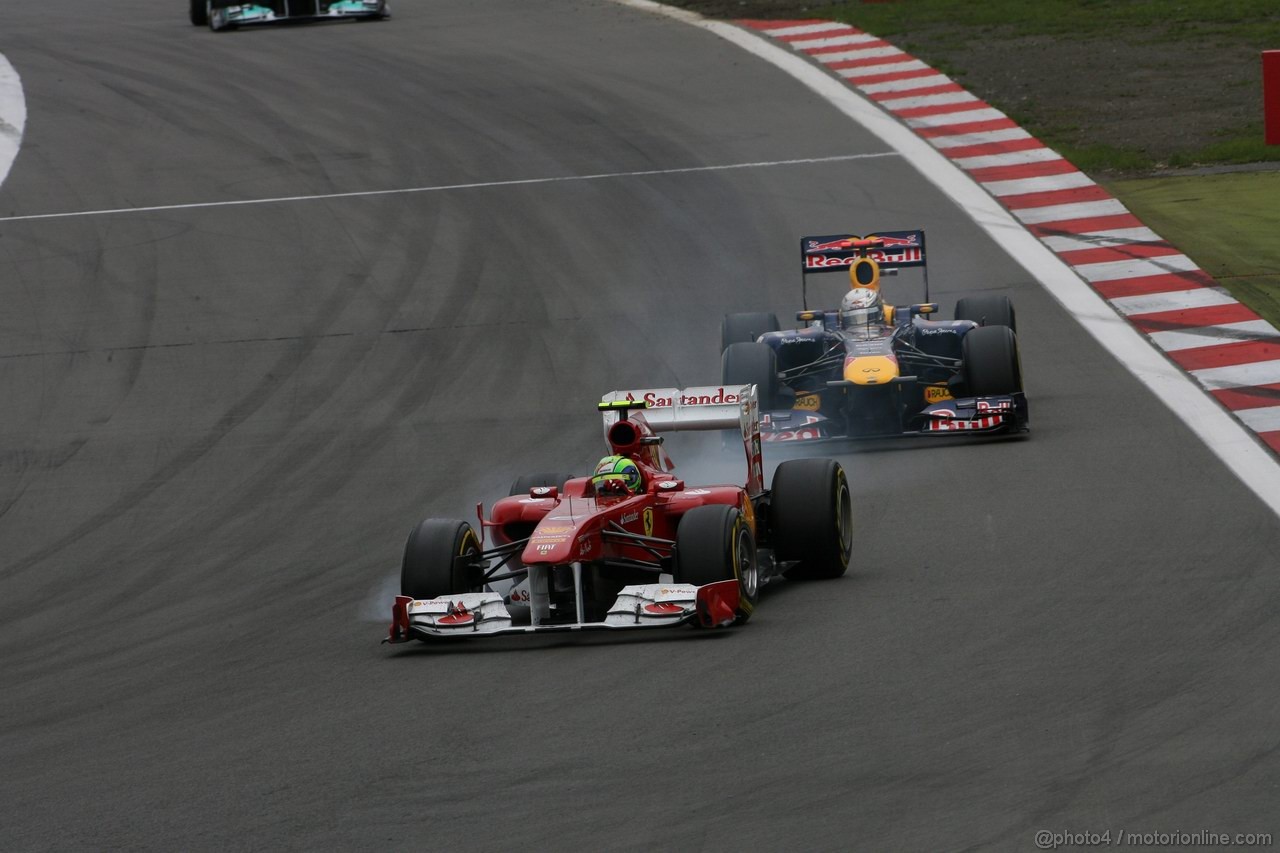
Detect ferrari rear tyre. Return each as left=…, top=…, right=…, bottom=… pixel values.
left=963, top=325, right=1023, bottom=396
left=509, top=472, right=576, bottom=496
left=401, top=519, right=481, bottom=600
left=674, top=504, right=758, bottom=624
left=955, top=294, right=1016, bottom=333
left=721, top=312, right=780, bottom=352
left=190, top=0, right=209, bottom=25
left=771, top=458, right=852, bottom=580
left=722, top=341, right=779, bottom=410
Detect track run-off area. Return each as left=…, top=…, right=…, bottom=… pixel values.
left=1, top=1, right=1277, bottom=849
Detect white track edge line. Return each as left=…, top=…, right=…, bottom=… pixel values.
left=0, top=153, right=896, bottom=223
left=611, top=0, right=1280, bottom=519
left=0, top=53, right=26, bottom=189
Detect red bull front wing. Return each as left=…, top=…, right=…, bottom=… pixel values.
left=759, top=393, right=1027, bottom=442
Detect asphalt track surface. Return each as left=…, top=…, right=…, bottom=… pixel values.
left=2, top=2, right=1278, bottom=850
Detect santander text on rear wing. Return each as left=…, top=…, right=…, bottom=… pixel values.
left=800, top=229, right=926, bottom=273
left=600, top=385, right=764, bottom=497
left=600, top=385, right=756, bottom=431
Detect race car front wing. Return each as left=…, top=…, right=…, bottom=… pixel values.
left=759, top=392, right=1029, bottom=442
left=917, top=393, right=1029, bottom=434
left=385, top=581, right=741, bottom=643
left=210, top=0, right=387, bottom=30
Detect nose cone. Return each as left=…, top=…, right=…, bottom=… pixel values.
left=843, top=355, right=899, bottom=385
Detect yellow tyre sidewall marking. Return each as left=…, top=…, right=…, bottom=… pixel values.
left=459, top=528, right=480, bottom=556
left=731, top=514, right=755, bottom=615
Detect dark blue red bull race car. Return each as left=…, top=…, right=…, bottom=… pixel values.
left=720, top=229, right=1029, bottom=443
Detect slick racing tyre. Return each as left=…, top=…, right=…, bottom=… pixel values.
left=954, top=294, right=1017, bottom=333
left=962, top=325, right=1023, bottom=396
left=674, top=504, right=758, bottom=624
left=190, top=0, right=209, bottom=25
left=722, top=341, right=779, bottom=410
left=771, top=458, right=852, bottom=580
left=509, top=472, right=576, bottom=496
left=401, top=519, right=481, bottom=600
left=721, top=312, right=780, bottom=353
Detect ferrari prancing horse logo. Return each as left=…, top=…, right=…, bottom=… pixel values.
left=642, top=508, right=654, bottom=537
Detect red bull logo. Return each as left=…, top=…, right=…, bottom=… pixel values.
left=805, top=233, right=920, bottom=253
left=868, top=233, right=919, bottom=247
left=804, top=248, right=922, bottom=269
left=806, top=237, right=855, bottom=252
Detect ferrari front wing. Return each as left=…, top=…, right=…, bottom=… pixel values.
left=385, top=581, right=742, bottom=643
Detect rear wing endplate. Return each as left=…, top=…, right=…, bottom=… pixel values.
left=600, top=385, right=765, bottom=497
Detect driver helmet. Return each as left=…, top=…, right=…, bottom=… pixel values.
left=591, top=455, right=642, bottom=495
left=840, top=286, right=883, bottom=328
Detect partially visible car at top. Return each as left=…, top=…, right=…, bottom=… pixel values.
left=189, top=0, right=389, bottom=31
left=721, top=228, right=1028, bottom=443
left=386, top=385, right=853, bottom=644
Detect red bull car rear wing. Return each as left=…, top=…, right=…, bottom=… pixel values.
left=801, top=229, right=926, bottom=273
left=800, top=228, right=929, bottom=309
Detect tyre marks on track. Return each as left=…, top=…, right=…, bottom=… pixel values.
left=743, top=19, right=1280, bottom=457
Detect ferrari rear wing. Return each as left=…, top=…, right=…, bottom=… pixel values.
left=600, top=385, right=764, bottom=496
left=600, top=385, right=756, bottom=431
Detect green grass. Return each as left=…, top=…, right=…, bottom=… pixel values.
left=1105, top=171, right=1280, bottom=328
left=1166, top=131, right=1279, bottom=168
left=1048, top=133, right=1277, bottom=173
left=1057, top=144, right=1158, bottom=173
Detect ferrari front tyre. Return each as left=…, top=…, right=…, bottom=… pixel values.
left=190, top=0, right=209, bottom=25
left=771, top=458, right=852, bottom=580
left=962, top=324, right=1023, bottom=396
left=674, top=504, right=758, bottom=624
left=954, top=294, right=1017, bottom=333
left=721, top=312, right=780, bottom=353
left=400, top=519, right=481, bottom=600
left=509, top=472, right=576, bottom=496
left=722, top=341, right=779, bottom=411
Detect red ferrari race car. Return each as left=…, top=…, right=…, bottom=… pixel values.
left=386, top=385, right=852, bottom=643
